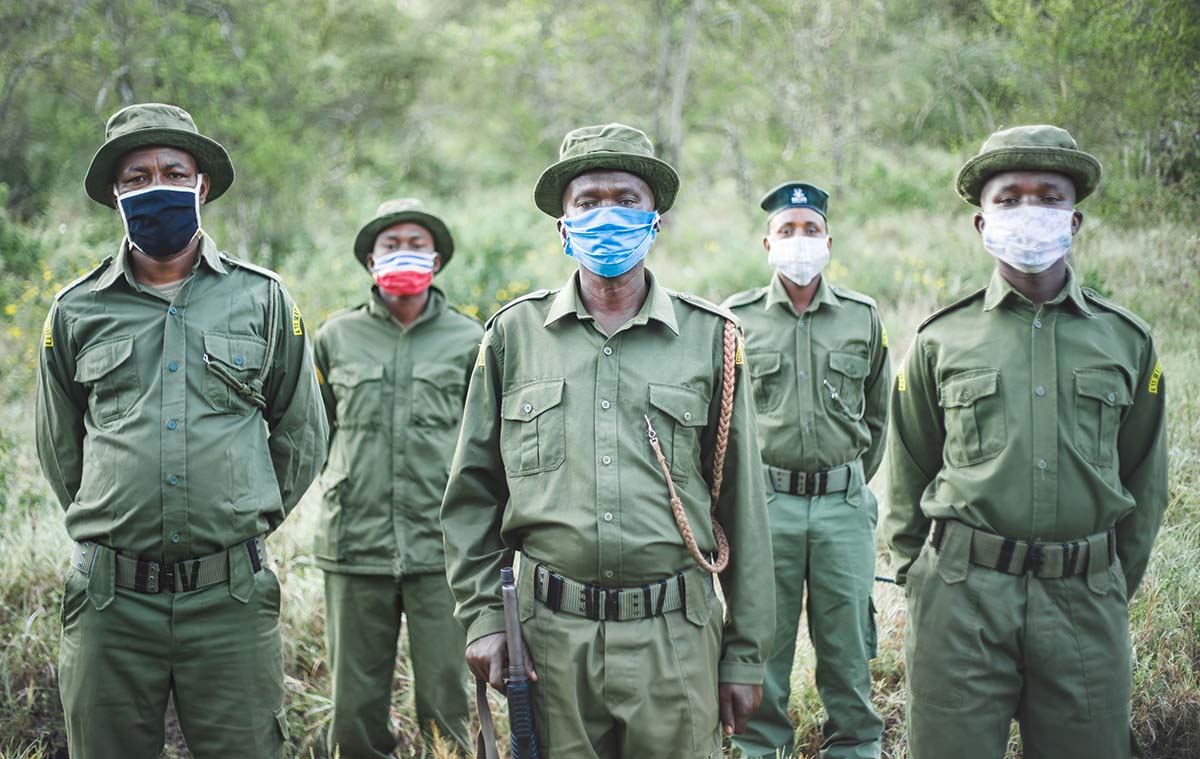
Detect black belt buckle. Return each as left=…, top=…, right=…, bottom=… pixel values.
left=1023, top=543, right=1045, bottom=574
left=604, top=589, right=620, bottom=621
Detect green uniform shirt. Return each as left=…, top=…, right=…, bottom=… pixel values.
left=312, top=287, right=483, bottom=576
left=441, top=269, right=774, bottom=685
left=885, top=266, right=1168, bottom=594
left=725, top=273, right=890, bottom=477
left=35, top=236, right=329, bottom=563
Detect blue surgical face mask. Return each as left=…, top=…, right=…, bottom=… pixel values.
left=559, top=206, right=659, bottom=278
left=114, top=176, right=204, bottom=258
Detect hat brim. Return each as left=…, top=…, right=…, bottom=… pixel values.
left=85, top=128, right=235, bottom=207
left=353, top=211, right=455, bottom=271
left=533, top=153, right=680, bottom=217
left=956, top=146, right=1102, bottom=206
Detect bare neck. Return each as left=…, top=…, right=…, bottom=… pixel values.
left=379, top=288, right=432, bottom=329
left=577, top=263, right=650, bottom=336
left=128, top=237, right=201, bottom=286
left=996, top=258, right=1068, bottom=309
left=779, top=272, right=821, bottom=315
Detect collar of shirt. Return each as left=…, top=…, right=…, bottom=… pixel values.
left=764, top=271, right=842, bottom=317
left=91, top=233, right=227, bottom=292
left=543, top=268, right=680, bottom=336
left=981, top=264, right=1094, bottom=317
left=367, top=284, right=447, bottom=329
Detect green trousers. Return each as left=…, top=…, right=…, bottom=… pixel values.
left=733, top=483, right=882, bottom=759
left=515, top=563, right=724, bottom=759
left=324, top=571, right=471, bottom=758
left=58, top=546, right=287, bottom=759
left=904, top=520, right=1134, bottom=759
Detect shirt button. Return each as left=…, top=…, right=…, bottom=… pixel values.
left=799, top=370, right=807, bottom=380
left=166, top=420, right=177, bottom=430
left=798, top=319, right=805, bottom=327
left=168, top=475, right=179, bottom=485
left=601, top=455, right=612, bottom=465
left=603, top=512, right=614, bottom=522
left=168, top=306, right=178, bottom=315
left=234, top=355, right=244, bottom=366
left=1038, top=459, right=1048, bottom=470
left=523, top=403, right=533, bottom=414
left=1035, top=386, right=1046, bottom=397
left=601, top=400, right=610, bottom=410
left=604, top=570, right=614, bottom=579
left=683, top=411, right=692, bottom=421
left=960, top=391, right=971, bottom=402
left=603, top=346, right=613, bottom=356
left=1107, top=392, right=1116, bottom=403
left=168, top=361, right=179, bottom=372
left=170, top=531, right=181, bottom=544
left=1033, top=319, right=1042, bottom=329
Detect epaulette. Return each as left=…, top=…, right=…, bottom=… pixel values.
left=54, top=257, right=113, bottom=301
left=484, top=288, right=556, bottom=330
left=221, top=253, right=283, bottom=282
left=722, top=287, right=767, bottom=309
left=672, top=290, right=738, bottom=323
left=318, top=304, right=367, bottom=329
left=917, top=286, right=987, bottom=332
left=1081, top=287, right=1153, bottom=339
left=830, top=285, right=878, bottom=310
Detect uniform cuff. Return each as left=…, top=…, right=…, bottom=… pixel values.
left=466, top=611, right=507, bottom=646
left=718, top=660, right=764, bottom=685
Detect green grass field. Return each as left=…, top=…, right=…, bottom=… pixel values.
left=0, top=207, right=1196, bottom=758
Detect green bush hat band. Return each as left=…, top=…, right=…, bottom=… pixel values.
left=85, top=103, right=235, bottom=207
left=353, top=198, right=455, bottom=271
left=533, top=123, right=680, bottom=217
left=760, top=181, right=830, bottom=221
left=956, top=124, right=1102, bottom=206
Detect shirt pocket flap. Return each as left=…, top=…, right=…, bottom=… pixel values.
left=202, top=333, right=267, bottom=372
left=75, top=336, right=135, bottom=383
left=648, top=383, right=708, bottom=427
left=828, top=351, right=869, bottom=379
left=747, top=351, right=782, bottom=378
left=940, top=369, right=1000, bottom=408
left=412, top=361, right=464, bottom=388
left=1075, top=369, right=1132, bottom=406
left=327, top=363, right=384, bottom=387
left=502, top=378, right=565, bottom=421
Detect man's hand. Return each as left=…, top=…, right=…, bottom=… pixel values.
left=718, top=683, right=762, bottom=736
left=465, top=631, right=538, bottom=692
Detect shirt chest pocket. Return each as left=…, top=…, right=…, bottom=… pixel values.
left=1074, top=369, right=1132, bottom=468
left=647, top=383, right=709, bottom=485
left=411, top=362, right=465, bottom=428
left=939, top=369, right=1006, bottom=467
left=75, top=335, right=141, bottom=427
left=327, top=364, right=385, bottom=429
left=201, top=333, right=267, bottom=415
left=501, top=379, right=566, bottom=476
left=747, top=351, right=784, bottom=414
left=824, top=351, right=869, bottom=421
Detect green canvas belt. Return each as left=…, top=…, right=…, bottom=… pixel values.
left=929, top=519, right=1116, bottom=579
left=71, top=537, right=267, bottom=594
left=529, top=562, right=710, bottom=622
left=765, top=461, right=855, bottom=496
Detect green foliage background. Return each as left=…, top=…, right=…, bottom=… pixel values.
left=0, top=1, right=1197, bottom=757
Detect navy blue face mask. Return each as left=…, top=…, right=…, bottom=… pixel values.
left=114, top=177, right=203, bottom=258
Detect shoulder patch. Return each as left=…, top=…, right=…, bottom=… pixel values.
left=721, top=287, right=767, bottom=310
left=53, top=257, right=112, bottom=302
left=221, top=254, right=283, bottom=282
left=1081, top=288, right=1153, bottom=340
left=830, top=285, right=878, bottom=310
left=1148, top=359, right=1163, bottom=394
left=917, top=286, right=987, bottom=333
left=291, top=302, right=304, bottom=336
left=484, top=288, right=555, bottom=329
left=673, top=291, right=737, bottom=322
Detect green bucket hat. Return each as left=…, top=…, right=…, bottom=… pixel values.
left=85, top=103, right=235, bottom=207
left=955, top=124, right=1102, bottom=206
left=533, top=123, right=680, bottom=217
left=353, top=198, right=455, bottom=271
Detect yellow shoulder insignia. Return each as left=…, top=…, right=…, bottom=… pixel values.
left=735, top=333, right=745, bottom=365
left=43, top=309, right=54, bottom=348
left=881, top=322, right=889, bottom=349
left=315, top=365, right=324, bottom=385
left=476, top=339, right=487, bottom=371
left=1148, top=360, right=1163, bottom=394
left=292, top=303, right=303, bottom=336
left=897, top=368, right=907, bottom=392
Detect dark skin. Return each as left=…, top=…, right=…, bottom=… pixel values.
left=763, top=206, right=832, bottom=315
left=366, top=222, right=443, bottom=329
left=974, top=170, right=1083, bottom=308
left=467, top=169, right=762, bottom=738
left=112, top=146, right=210, bottom=286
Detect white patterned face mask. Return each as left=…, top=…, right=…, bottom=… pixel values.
left=980, top=206, right=1074, bottom=273
left=768, top=235, right=830, bottom=286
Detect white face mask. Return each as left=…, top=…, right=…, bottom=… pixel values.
left=768, top=235, right=830, bottom=286
left=980, top=206, right=1074, bottom=273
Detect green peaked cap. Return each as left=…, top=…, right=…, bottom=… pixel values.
left=533, top=123, right=680, bottom=217
left=85, top=102, right=235, bottom=207
left=353, top=198, right=455, bottom=271
left=956, top=124, right=1102, bottom=206
left=760, top=181, right=830, bottom=220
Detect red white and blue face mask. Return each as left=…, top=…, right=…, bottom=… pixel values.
left=370, top=250, right=437, bottom=296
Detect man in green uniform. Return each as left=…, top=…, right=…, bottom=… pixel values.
left=35, top=102, right=328, bottom=759
left=441, top=123, right=775, bottom=758
left=886, top=125, right=1168, bottom=758
left=313, top=198, right=481, bottom=757
left=725, top=182, right=888, bottom=759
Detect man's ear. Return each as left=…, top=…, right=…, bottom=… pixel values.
left=762, top=236, right=771, bottom=254
left=826, top=235, right=833, bottom=252
left=556, top=219, right=568, bottom=248
left=198, top=173, right=211, bottom=205
left=973, top=211, right=986, bottom=236
left=365, top=253, right=375, bottom=270
left=432, top=252, right=443, bottom=274
left=1071, top=210, right=1084, bottom=235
